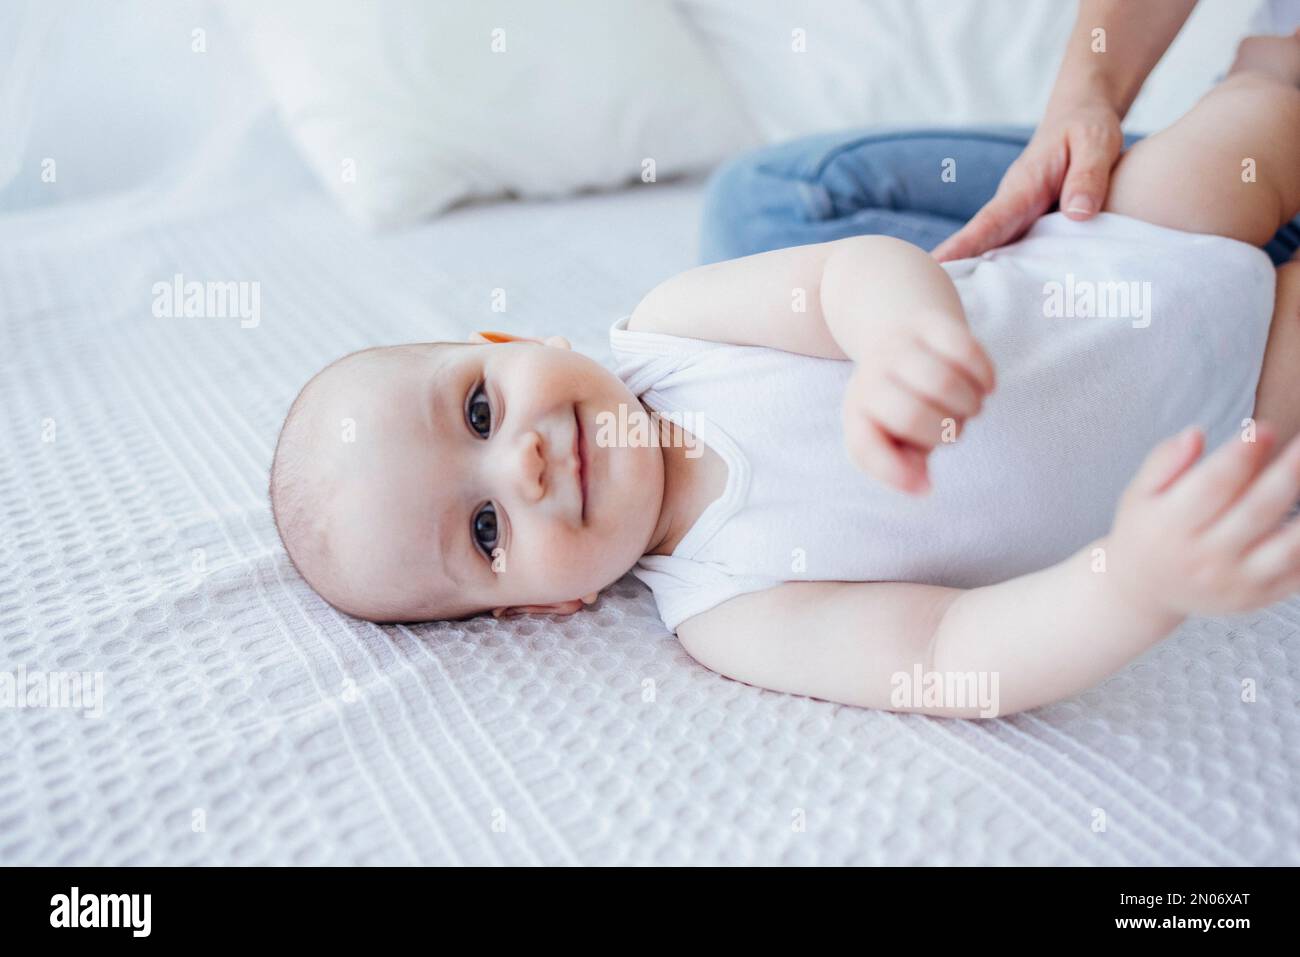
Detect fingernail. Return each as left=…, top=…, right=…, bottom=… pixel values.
left=1064, top=195, right=1096, bottom=215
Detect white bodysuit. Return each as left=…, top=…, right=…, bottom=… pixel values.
left=608, top=212, right=1277, bottom=632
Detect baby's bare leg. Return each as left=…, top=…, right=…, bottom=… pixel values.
left=1104, top=32, right=1300, bottom=246
left=1254, top=262, right=1300, bottom=447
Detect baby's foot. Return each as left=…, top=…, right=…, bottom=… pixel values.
left=1228, top=31, right=1300, bottom=87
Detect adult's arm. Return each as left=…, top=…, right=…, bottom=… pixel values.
left=931, top=0, right=1199, bottom=262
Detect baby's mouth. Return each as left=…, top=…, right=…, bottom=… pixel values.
left=574, top=404, right=588, bottom=522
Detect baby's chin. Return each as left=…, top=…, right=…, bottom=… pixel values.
left=589, top=425, right=664, bottom=525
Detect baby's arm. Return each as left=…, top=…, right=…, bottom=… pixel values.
left=632, top=236, right=996, bottom=493
left=630, top=234, right=962, bottom=359
left=678, top=545, right=1171, bottom=718
left=678, top=425, right=1300, bottom=716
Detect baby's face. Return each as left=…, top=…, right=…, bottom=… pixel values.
left=303, top=337, right=663, bottom=621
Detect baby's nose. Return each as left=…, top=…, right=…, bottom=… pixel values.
left=509, top=431, right=546, bottom=503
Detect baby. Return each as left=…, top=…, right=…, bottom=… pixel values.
left=272, top=34, right=1300, bottom=718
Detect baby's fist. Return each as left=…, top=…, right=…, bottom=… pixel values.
left=842, top=312, right=996, bottom=494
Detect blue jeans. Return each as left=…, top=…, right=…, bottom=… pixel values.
left=699, top=126, right=1300, bottom=267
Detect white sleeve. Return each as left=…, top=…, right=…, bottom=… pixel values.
left=629, top=553, right=781, bottom=633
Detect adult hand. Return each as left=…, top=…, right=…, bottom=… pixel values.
left=931, top=100, right=1125, bottom=262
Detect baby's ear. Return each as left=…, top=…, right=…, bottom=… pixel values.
left=492, top=598, right=588, bottom=618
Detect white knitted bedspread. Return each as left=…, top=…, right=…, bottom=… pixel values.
left=1, top=180, right=1297, bottom=865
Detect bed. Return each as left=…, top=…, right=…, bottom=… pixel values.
left=1, top=162, right=1298, bottom=865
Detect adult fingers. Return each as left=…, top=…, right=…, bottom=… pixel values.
left=932, top=196, right=1031, bottom=263
left=1059, top=122, right=1122, bottom=220
left=933, top=149, right=1059, bottom=262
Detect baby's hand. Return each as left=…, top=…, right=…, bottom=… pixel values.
left=1107, top=423, right=1300, bottom=618
left=841, top=312, right=996, bottom=494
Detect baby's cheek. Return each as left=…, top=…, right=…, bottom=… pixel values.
left=506, top=537, right=580, bottom=589
left=528, top=532, right=606, bottom=591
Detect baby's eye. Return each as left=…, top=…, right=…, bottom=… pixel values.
left=472, top=503, right=498, bottom=554
left=467, top=383, right=491, bottom=437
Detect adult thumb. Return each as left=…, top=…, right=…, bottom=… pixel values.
left=1060, top=127, right=1120, bottom=220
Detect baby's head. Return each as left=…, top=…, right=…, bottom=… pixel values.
left=270, top=332, right=664, bottom=622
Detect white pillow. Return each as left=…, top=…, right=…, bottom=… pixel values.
left=0, top=0, right=283, bottom=213
left=231, top=0, right=757, bottom=228
left=676, top=0, right=1265, bottom=141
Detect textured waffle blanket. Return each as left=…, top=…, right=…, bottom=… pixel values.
left=1, top=180, right=1297, bottom=865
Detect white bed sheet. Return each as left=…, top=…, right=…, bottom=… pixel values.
left=1, top=178, right=1298, bottom=866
